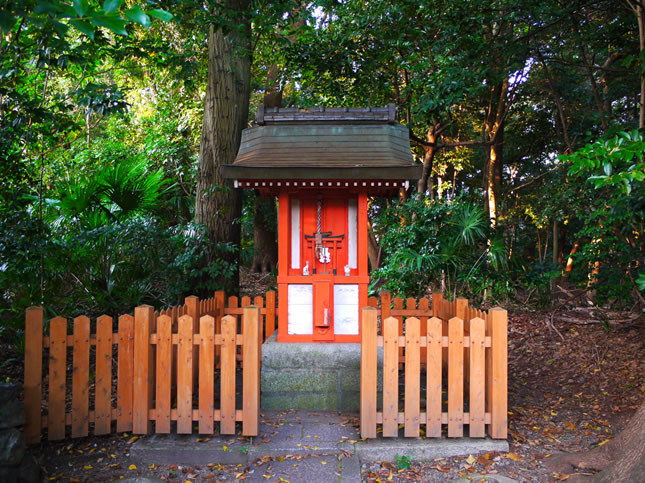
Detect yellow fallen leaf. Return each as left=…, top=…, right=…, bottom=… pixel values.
left=128, top=464, right=137, bottom=470
left=321, top=461, right=327, bottom=465
left=263, top=476, right=270, bottom=479
left=387, top=471, right=393, bottom=480
left=465, top=454, right=476, bottom=465
left=278, top=456, right=285, bottom=462
left=222, top=445, right=228, bottom=451
left=127, top=436, right=139, bottom=444
left=148, top=464, right=157, bottom=469
left=83, top=465, right=93, bottom=470
left=597, top=439, right=610, bottom=447
left=507, top=452, right=523, bottom=461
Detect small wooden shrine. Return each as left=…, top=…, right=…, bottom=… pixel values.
left=223, top=105, right=420, bottom=343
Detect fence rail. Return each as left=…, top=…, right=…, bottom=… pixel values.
left=23, top=292, right=271, bottom=444
left=360, top=301, right=507, bottom=440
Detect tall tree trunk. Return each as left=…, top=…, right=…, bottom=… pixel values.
left=367, top=229, right=381, bottom=271
left=628, top=0, right=645, bottom=129
left=251, top=195, right=278, bottom=273
left=249, top=6, right=303, bottom=273
left=484, top=79, right=508, bottom=226
left=195, top=4, right=252, bottom=293
left=417, top=126, right=439, bottom=196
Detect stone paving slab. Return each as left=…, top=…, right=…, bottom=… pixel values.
left=248, top=454, right=341, bottom=482
left=355, top=437, right=509, bottom=463
left=130, top=410, right=509, bottom=480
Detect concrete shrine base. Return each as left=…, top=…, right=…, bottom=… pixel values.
left=261, top=333, right=371, bottom=411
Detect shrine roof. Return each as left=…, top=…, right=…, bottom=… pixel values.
left=221, top=105, right=421, bottom=181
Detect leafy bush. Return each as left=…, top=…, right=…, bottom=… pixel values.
left=370, top=196, right=505, bottom=299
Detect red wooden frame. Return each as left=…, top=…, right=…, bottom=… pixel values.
left=277, top=191, right=369, bottom=342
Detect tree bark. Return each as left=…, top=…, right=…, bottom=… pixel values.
left=483, top=78, right=508, bottom=226
left=546, top=399, right=645, bottom=482
left=417, top=126, right=440, bottom=196
left=367, top=228, right=381, bottom=271
left=195, top=3, right=252, bottom=293
left=251, top=194, right=278, bottom=273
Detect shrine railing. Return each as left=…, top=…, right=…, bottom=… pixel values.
left=22, top=291, right=275, bottom=444
left=360, top=296, right=508, bottom=440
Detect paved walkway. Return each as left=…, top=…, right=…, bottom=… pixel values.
left=130, top=410, right=508, bottom=482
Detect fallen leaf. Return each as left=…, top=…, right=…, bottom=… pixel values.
left=83, top=465, right=93, bottom=470
left=222, top=445, right=228, bottom=451
left=431, top=464, right=451, bottom=472
left=507, top=452, right=523, bottom=462
left=128, top=464, right=137, bottom=470
left=127, top=436, right=139, bottom=444
left=466, top=454, right=476, bottom=465
left=321, top=461, right=327, bottom=465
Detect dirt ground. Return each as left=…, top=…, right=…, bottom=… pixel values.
left=1, top=278, right=643, bottom=482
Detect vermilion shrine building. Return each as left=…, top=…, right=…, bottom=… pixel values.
left=223, top=105, right=420, bottom=343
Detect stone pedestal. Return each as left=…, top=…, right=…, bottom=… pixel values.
left=261, top=333, right=362, bottom=411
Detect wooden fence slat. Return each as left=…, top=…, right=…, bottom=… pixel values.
left=469, top=317, right=486, bottom=437
left=117, top=314, right=134, bottom=432
left=48, top=316, right=67, bottom=440
left=242, top=307, right=260, bottom=436
left=71, top=316, right=90, bottom=438
left=404, top=317, right=420, bottom=437
left=95, top=315, right=113, bottom=435
left=24, top=307, right=43, bottom=444
left=419, top=298, right=429, bottom=363
left=186, top=296, right=199, bottom=388
left=367, top=296, right=378, bottom=308
left=220, top=315, right=237, bottom=434
left=360, top=307, right=378, bottom=438
left=199, top=315, right=215, bottom=434
left=253, top=296, right=264, bottom=343
left=426, top=317, right=443, bottom=437
left=177, top=315, right=194, bottom=434
left=432, top=292, right=442, bottom=319
left=382, top=316, right=399, bottom=437
left=215, top=291, right=226, bottom=369
left=456, top=298, right=470, bottom=389
left=381, top=291, right=391, bottom=332
left=265, top=291, right=276, bottom=340
left=393, top=297, right=404, bottom=363
left=133, top=306, right=153, bottom=434
left=448, top=317, right=464, bottom=437
left=155, top=315, right=172, bottom=434
left=241, top=296, right=251, bottom=307
left=489, top=308, right=508, bottom=439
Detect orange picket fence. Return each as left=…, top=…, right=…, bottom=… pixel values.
left=22, top=291, right=275, bottom=444
left=360, top=294, right=507, bottom=439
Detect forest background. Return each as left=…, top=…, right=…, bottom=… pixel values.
left=2, top=0, right=643, bottom=334
left=0, top=1, right=644, bottom=480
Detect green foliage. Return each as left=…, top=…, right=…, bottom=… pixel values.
left=561, top=131, right=645, bottom=304
left=371, top=197, right=503, bottom=299
left=566, top=130, right=645, bottom=195
left=1, top=1, right=172, bottom=39
left=395, top=453, right=413, bottom=470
